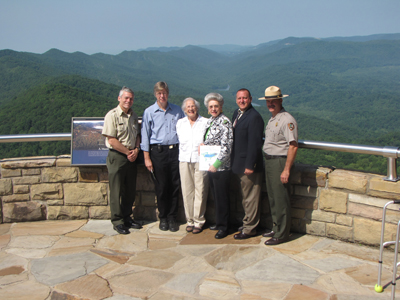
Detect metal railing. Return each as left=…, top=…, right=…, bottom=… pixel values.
left=0, top=133, right=399, bottom=181
left=0, top=133, right=71, bottom=143
left=299, top=140, right=400, bottom=182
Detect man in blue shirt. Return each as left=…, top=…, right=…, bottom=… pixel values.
left=141, top=81, right=185, bottom=232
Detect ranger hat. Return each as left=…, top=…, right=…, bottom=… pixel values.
left=258, top=86, right=289, bottom=100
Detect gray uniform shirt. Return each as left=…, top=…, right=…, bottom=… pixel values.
left=263, top=108, right=298, bottom=156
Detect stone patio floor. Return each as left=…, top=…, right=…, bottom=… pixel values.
left=0, top=220, right=399, bottom=299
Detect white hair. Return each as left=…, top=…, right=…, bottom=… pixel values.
left=204, top=93, right=224, bottom=108
left=119, top=86, right=134, bottom=97
left=181, top=97, right=200, bottom=113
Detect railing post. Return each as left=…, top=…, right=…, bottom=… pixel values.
left=383, top=146, right=400, bottom=182
left=384, top=157, right=399, bottom=182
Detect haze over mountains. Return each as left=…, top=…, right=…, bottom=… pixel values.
left=0, top=33, right=399, bottom=174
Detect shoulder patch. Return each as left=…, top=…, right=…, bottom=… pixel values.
left=288, top=123, right=295, bottom=131
left=223, top=120, right=228, bottom=124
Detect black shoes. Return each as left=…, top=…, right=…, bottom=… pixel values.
left=234, top=232, right=253, bottom=240
left=125, top=220, right=142, bottom=229
left=215, top=230, right=228, bottom=239
left=114, top=220, right=142, bottom=234
left=114, top=224, right=130, bottom=235
left=262, top=230, right=275, bottom=238
left=159, top=219, right=169, bottom=231
left=168, top=219, right=179, bottom=232
left=159, top=219, right=179, bottom=232
left=264, top=237, right=287, bottom=245
left=211, top=224, right=245, bottom=233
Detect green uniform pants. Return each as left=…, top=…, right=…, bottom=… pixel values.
left=265, top=157, right=291, bottom=240
left=106, top=150, right=137, bottom=226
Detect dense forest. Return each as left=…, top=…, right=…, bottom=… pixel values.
left=0, top=34, right=399, bottom=175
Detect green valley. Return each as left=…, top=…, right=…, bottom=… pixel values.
left=0, top=34, right=399, bottom=175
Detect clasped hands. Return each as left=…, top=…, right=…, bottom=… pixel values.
left=127, top=148, right=139, bottom=162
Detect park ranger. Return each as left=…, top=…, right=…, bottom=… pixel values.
left=259, top=85, right=298, bottom=245
left=102, top=86, right=142, bottom=234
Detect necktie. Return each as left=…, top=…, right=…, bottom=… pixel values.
left=233, top=110, right=242, bottom=128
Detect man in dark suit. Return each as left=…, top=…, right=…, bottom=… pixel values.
left=231, top=88, right=265, bottom=239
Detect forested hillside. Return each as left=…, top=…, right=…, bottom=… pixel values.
left=0, top=34, right=399, bottom=175
left=0, top=75, right=188, bottom=158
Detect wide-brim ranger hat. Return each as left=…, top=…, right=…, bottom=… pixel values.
left=258, top=86, right=289, bottom=100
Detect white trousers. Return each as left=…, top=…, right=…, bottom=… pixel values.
left=179, top=162, right=209, bottom=228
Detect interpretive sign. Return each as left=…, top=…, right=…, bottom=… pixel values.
left=71, top=117, right=108, bottom=165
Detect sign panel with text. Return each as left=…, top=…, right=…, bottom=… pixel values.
left=71, top=117, right=108, bottom=165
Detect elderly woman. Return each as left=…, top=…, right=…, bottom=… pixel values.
left=176, top=98, right=209, bottom=234
left=202, top=92, right=233, bottom=239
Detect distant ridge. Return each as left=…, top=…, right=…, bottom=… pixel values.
left=0, top=33, right=399, bottom=174
left=137, top=33, right=400, bottom=55
left=323, top=33, right=400, bottom=42
left=137, top=46, right=181, bottom=52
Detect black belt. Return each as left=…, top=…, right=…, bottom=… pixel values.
left=109, top=148, right=127, bottom=156
left=151, top=144, right=179, bottom=150
left=264, top=154, right=287, bottom=160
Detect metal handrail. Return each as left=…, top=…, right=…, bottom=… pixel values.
left=299, top=140, right=400, bottom=158
left=0, top=133, right=399, bottom=181
left=0, top=133, right=71, bottom=143
left=298, top=140, right=400, bottom=182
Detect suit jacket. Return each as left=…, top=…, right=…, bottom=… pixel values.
left=231, top=104, right=265, bottom=174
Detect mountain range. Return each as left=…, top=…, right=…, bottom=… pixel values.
left=0, top=33, right=399, bottom=174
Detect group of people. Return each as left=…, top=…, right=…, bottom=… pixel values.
left=102, top=82, right=298, bottom=246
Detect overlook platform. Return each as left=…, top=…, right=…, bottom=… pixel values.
left=0, top=219, right=398, bottom=299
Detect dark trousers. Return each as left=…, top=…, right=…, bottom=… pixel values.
left=150, top=145, right=180, bottom=220
left=265, top=157, right=291, bottom=240
left=209, top=170, right=231, bottom=232
left=106, top=150, right=137, bottom=226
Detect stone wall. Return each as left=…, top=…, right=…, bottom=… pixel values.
left=1, top=156, right=400, bottom=247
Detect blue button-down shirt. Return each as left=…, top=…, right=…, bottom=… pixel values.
left=140, top=101, right=185, bottom=152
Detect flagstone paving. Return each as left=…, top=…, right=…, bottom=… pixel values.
left=0, top=219, right=398, bottom=299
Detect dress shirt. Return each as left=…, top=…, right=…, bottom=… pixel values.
left=232, top=109, right=244, bottom=127
left=140, top=101, right=185, bottom=152
left=176, top=115, right=208, bottom=163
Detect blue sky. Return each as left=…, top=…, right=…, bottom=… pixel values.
left=1, top=0, right=399, bottom=55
